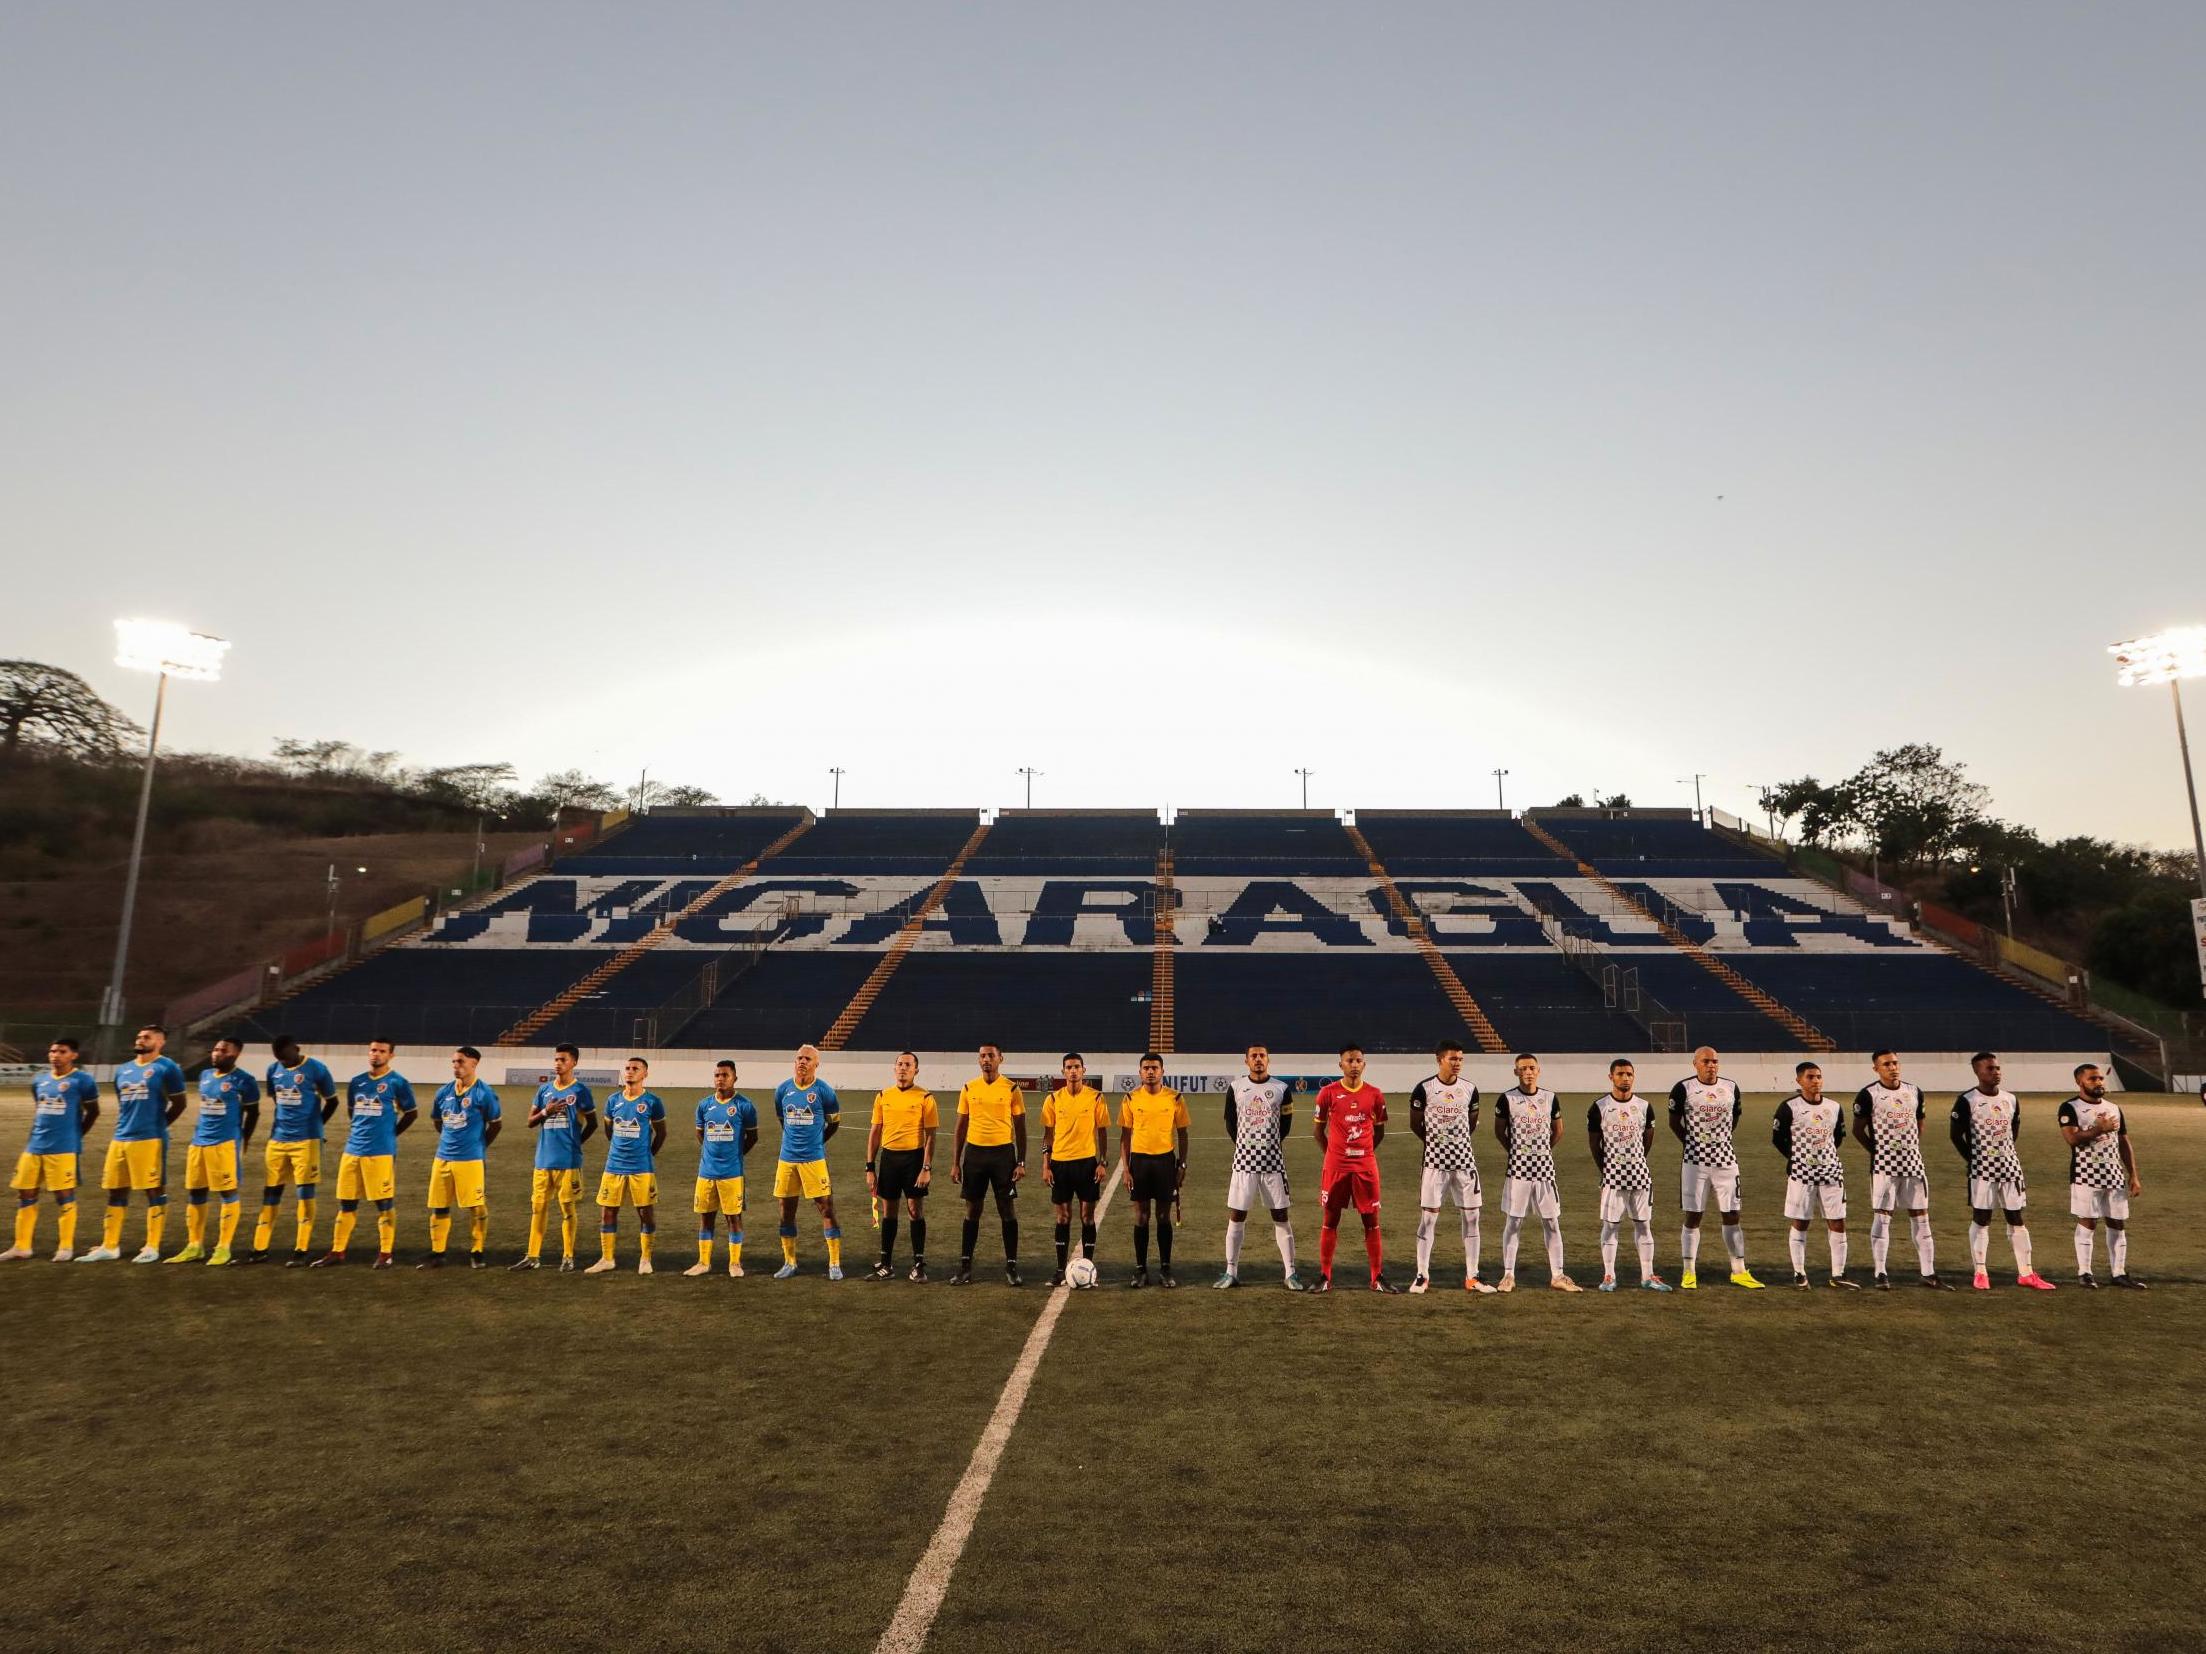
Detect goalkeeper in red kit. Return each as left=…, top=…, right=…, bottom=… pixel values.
left=1313, top=1041, right=1397, bottom=1293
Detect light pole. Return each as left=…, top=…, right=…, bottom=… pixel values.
left=829, top=767, right=846, bottom=809
left=1678, top=772, right=1707, bottom=823
left=472, top=812, right=508, bottom=890
left=2109, top=628, right=2206, bottom=900
left=1294, top=767, right=1314, bottom=808
left=326, top=863, right=368, bottom=938
left=1017, top=766, right=1041, bottom=808
left=100, top=620, right=230, bottom=1044
left=1492, top=767, right=1509, bottom=810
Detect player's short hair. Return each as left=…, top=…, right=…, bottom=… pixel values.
left=456, top=1045, right=482, bottom=1061
left=1435, top=1039, right=1464, bottom=1060
left=1140, top=1051, right=1163, bottom=1066
left=271, top=1031, right=298, bottom=1050
left=978, top=1042, right=1002, bottom=1056
left=1970, top=1050, right=1997, bottom=1067
left=1062, top=1052, right=1084, bottom=1067
left=2074, top=1062, right=2100, bottom=1081
left=896, top=1050, right=917, bottom=1062
left=1514, top=1051, right=1539, bottom=1065
left=1339, top=1041, right=1363, bottom=1057
left=1795, top=1060, right=1821, bottom=1077
left=1609, top=1057, right=1633, bottom=1073
left=211, top=1031, right=242, bottom=1048
left=714, top=1060, right=736, bottom=1074
left=1245, top=1041, right=1268, bottom=1055
left=555, top=1042, right=580, bottom=1060
left=370, top=1036, right=396, bottom=1051
left=137, top=1023, right=166, bottom=1036
left=626, top=1055, right=649, bottom=1071
left=1870, top=1048, right=1896, bottom=1063
left=52, top=1036, right=81, bottom=1054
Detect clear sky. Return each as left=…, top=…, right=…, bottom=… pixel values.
left=4, top=3, right=2201, bottom=842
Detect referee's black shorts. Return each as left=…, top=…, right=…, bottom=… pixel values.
left=1129, top=1152, right=1178, bottom=1207
left=1049, top=1156, right=1101, bottom=1206
left=961, top=1142, right=1019, bottom=1201
left=875, top=1148, right=928, bottom=1201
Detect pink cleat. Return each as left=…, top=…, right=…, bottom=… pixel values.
left=2017, top=1273, right=2057, bottom=1291
left=1973, top=1269, right=1991, bottom=1291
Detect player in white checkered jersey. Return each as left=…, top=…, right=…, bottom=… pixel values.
left=2058, top=1062, right=2146, bottom=1290
left=1588, top=1058, right=1670, bottom=1292
left=1213, top=1043, right=1306, bottom=1291
left=1852, top=1049, right=1953, bottom=1290
left=1666, top=1045, right=1763, bottom=1291
left=1493, top=1053, right=1577, bottom=1292
left=1771, top=1060, right=1858, bottom=1288
left=1948, top=1050, right=2056, bottom=1292
left=1408, top=1038, right=1493, bottom=1295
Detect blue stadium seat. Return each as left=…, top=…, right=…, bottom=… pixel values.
left=844, top=952, right=1153, bottom=1052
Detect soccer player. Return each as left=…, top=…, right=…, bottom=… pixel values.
left=166, top=1035, right=260, bottom=1266
left=515, top=1043, right=596, bottom=1271
left=1589, top=1059, right=1669, bottom=1293
left=773, top=1044, right=842, bottom=1280
left=2059, top=1063, right=2145, bottom=1289
left=85, top=1023, right=187, bottom=1262
left=244, top=1034, right=339, bottom=1265
left=1216, top=1043, right=1304, bottom=1291
left=1668, top=1045, right=1761, bottom=1289
left=1409, top=1039, right=1488, bottom=1295
left=1044, top=1053, right=1110, bottom=1288
left=1950, top=1050, right=2054, bottom=1291
left=315, top=1039, right=417, bottom=1267
left=586, top=1057, right=665, bottom=1274
left=1854, top=1049, right=1949, bottom=1290
left=1119, top=1051, right=1190, bottom=1288
left=1771, top=1061, right=1857, bottom=1288
left=867, top=1052, right=936, bottom=1281
left=690, top=1060, right=757, bottom=1277
left=1494, top=1052, right=1576, bottom=1292
left=418, top=1045, right=501, bottom=1269
left=952, top=1042, right=1028, bottom=1286
left=3, top=1038, right=100, bottom=1262
left=1312, top=1042, right=1393, bottom=1293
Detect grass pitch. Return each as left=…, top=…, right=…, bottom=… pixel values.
left=2, top=1085, right=2202, bottom=1653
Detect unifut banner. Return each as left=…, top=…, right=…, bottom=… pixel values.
left=2193, top=897, right=2206, bottom=1001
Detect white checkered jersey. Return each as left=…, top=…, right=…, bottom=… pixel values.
left=1498, top=1087, right=1561, bottom=1184
left=1854, top=1082, right=1928, bottom=1181
left=1411, top=1076, right=1479, bottom=1171
left=1669, top=1076, right=1742, bottom=1168
left=1774, top=1094, right=1846, bottom=1186
left=1225, top=1077, right=1292, bottom=1175
left=1589, top=1095, right=1655, bottom=1193
left=2057, top=1097, right=2128, bottom=1189
left=1951, top=1088, right=2025, bottom=1186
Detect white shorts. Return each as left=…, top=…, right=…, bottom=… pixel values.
left=2069, top=1186, right=2130, bottom=1221
left=1968, top=1177, right=2027, bottom=1213
left=1418, top=1166, right=1482, bottom=1210
left=1784, top=1179, right=1846, bottom=1221
left=1680, top=1162, right=1741, bottom=1215
left=1225, top=1168, right=1290, bottom=1214
left=1500, top=1177, right=1560, bottom=1220
left=1598, top=1186, right=1653, bottom=1224
left=1869, top=1173, right=1930, bottom=1212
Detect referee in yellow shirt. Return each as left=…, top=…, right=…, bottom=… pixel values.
left=866, top=1050, right=938, bottom=1282
left=1042, top=1052, right=1111, bottom=1285
left=952, top=1043, right=1027, bottom=1286
left=1118, top=1052, right=1190, bottom=1287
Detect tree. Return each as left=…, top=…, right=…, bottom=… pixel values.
left=660, top=783, right=718, bottom=806
left=534, top=769, right=619, bottom=812
left=2088, top=893, right=2201, bottom=1005
left=0, top=661, right=141, bottom=764
left=1552, top=793, right=1587, bottom=808
left=1761, top=776, right=1858, bottom=847
left=419, top=762, right=519, bottom=810
left=1597, top=792, right=1632, bottom=810
left=1844, top=744, right=1987, bottom=866
left=742, top=791, right=786, bottom=807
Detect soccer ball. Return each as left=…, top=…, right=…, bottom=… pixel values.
left=1066, top=1256, right=1098, bottom=1289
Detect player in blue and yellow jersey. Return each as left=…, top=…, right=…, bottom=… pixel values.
left=85, top=1023, right=188, bottom=1262
left=419, top=1046, right=501, bottom=1269
left=773, top=1044, right=843, bottom=1280
left=167, top=1035, right=261, bottom=1266
left=516, top=1043, right=596, bottom=1272
left=3, top=1038, right=101, bottom=1262
left=688, top=1060, right=758, bottom=1277
left=244, top=1034, right=339, bottom=1265
left=315, top=1039, right=418, bottom=1267
left=585, top=1057, right=666, bottom=1275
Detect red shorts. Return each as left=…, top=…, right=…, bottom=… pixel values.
left=1321, top=1160, right=1380, bottom=1217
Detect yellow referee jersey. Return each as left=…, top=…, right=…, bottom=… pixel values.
left=1119, top=1087, right=1188, bottom=1155
left=870, top=1086, right=938, bottom=1152
left=1043, top=1088, right=1110, bottom=1161
left=957, top=1076, right=1025, bottom=1147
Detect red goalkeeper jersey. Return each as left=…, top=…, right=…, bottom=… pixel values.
left=1316, top=1081, right=1386, bottom=1173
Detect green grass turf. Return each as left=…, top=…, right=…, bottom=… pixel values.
left=2, top=1085, right=2203, bottom=1652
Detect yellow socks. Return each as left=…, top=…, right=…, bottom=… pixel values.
left=729, top=1237, right=743, bottom=1271
left=56, top=1203, right=77, bottom=1253
left=826, top=1232, right=842, bottom=1270
left=599, top=1228, right=617, bottom=1263
left=639, top=1232, right=654, bottom=1264
left=332, top=1210, right=358, bottom=1252
left=254, top=1205, right=278, bottom=1252
left=295, top=1197, right=316, bottom=1250
left=697, top=1234, right=713, bottom=1268
left=103, top=1206, right=126, bottom=1251
left=14, top=1204, right=36, bottom=1252
left=428, top=1213, right=452, bottom=1253
left=186, top=1204, right=208, bottom=1248
left=145, top=1204, right=166, bottom=1251
left=217, top=1201, right=242, bottom=1251
left=468, top=1208, right=487, bottom=1254
left=377, top=1209, right=396, bottom=1254
left=781, top=1234, right=798, bottom=1267
left=527, top=1202, right=548, bottom=1261
left=560, top=1204, right=578, bottom=1259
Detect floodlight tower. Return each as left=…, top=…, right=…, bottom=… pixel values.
left=2108, top=627, right=2206, bottom=901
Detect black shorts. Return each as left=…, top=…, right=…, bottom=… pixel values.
left=1129, top=1152, right=1179, bottom=1207
left=1049, top=1157, right=1101, bottom=1206
left=961, top=1143, right=1019, bottom=1202
left=875, top=1148, right=929, bottom=1202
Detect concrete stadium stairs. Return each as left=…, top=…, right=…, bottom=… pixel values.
left=1150, top=845, right=1176, bottom=1053
left=817, top=820, right=993, bottom=1051
left=1343, top=822, right=1509, bottom=1053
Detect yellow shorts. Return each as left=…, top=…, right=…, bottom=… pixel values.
left=185, top=1141, right=239, bottom=1194
left=12, top=1152, right=76, bottom=1194
left=596, top=1171, right=657, bottom=1209
left=263, top=1139, right=322, bottom=1188
left=337, top=1153, right=396, bottom=1203
left=532, top=1167, right=585, bottom=1206
left=773, top=1158, right=831, bottom=1200
left=102, top=1138, right=166, bottom=1192
left=426, top=1158, right=486, bottom=1210
left=693, top=1175, right=746, bottom=1215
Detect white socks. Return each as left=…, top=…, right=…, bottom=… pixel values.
left=1680, top=1226, right=1701, bottom=1270
left=1969, top=1221, right=1989, bottom=1270
left=1273, top=1220, right=1296, bottom=1276
left=1788, top=1227, right=1808, bottom=1274
left=1830, top=1231, right=1847, bottom=1276
left=1501, top=1213, right=1524, bottom=1274
left=2010, top=1225, right=2032, bottom=1276
left=1543, top=1217, right=1564, bottom=1279
left=1224, top=1217, right=1245, bottom=1275
left=1462, top=1209, right=1480, bottom=1279
left=1634, top=1221, right=1655, bottom=1281
left=1870, top=1212, right=1892, bottom=1275
left=1912, top=1214, right=1936, bottom=1277
left=2075, top=1224, right=2095, bottom=1275
left=2110, top=1227, right=2128, bottom=1277
left=1600, top=1219, right=1619, bottom=1279
left=1722, top=1222, right=1746, bottom=1273
left=1416, top=1209, right=1439, bottom=1278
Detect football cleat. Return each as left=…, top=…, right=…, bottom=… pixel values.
left=1284, top=1272, right=1309, bottom=1292
left=0, top=1248, right=32, bottom=1263
left=826, top=1265, right=842, bottom=1281
left=1465, top=1275, right=1496, bottom=1295
left=131, top=1246, right=163, bottom=1264
left=557, top=1257, right=577, bottom=1273
left=1125, top=1270, right=1148, bottom=1289
left=2017, top=1273, right=2057, bottom=1291
left=1874, top=1273, right=1892, bottom=1290
left=1679, top=1269, right=1698, bottom=1291
left=1212, top=1271, right=1237, bottom=1289
left=1496, top=1272, right=1515, bottom=1294
left=468, top=1253, right=486, bottom=1270
left=1792, top=1273, right=1811, bottom=1290
left=1370, top=1276, right=1401, bottom=1294
left=416, top=1254, right=445, bottom=1270
left=1641, top=1276, right=1673, bottom=1293
left=2078, top=1273, right=2098, bottom=1289
left=1728, top=1271, right=1764, bottom=1291
left=1598, top=1276, right=1617, bottom=1293
left=372, top=1254, right=395, bottom=1269
left=583, top=1257, right=618, bottom=1274
left=868, top=1262, right=895, bottom=1281
left=205, top=1248, right=234, bottom=1267
left=509, top=1257, right=541, bottom=1272
left=1973, top=1269, right=1991, bottom=1291
left=1828, top=1274, right=1861, bottom=1290
left=77, top=1247, right=121, bottom=1263
left=284, top=1253, right=314, bottom=1268
left=1550, top=1275, right=1582, bottom=1293
left=236, top=1251, right=269, bottom=1267
left=1004, top=1263, right=1021, bottom=1287
left=907, top=1261, right=927, bottom=1283
left=637, top=1258, right=654, bottom=1276
left=773, top=1262, right=800, bottom=1280
left=949, top=1268, right=972, bottom=1286
left=1410, top=1274, right=1431, bottom=1295
left=1312, top=1273, right=1332, bottom=1294
left=51, top=1248, right=75, bottom=1263
left=1921, top=1274, right=1953, bottom=1291
left=2112, top=1275, right=2148, bottom=1291
left=682, top=1261, right=713, bottom=1277
left=728, top=1262, right=744, bottom=1278
left=165, top=1245, right=206, bottom=1264
left=1158, top=1270, right=1179, bottom=1289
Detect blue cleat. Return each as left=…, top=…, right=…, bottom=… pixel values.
left=1598, top=1277, right=1618, bottom=1293
left=1642, top=1276, right=1674, bottom=1292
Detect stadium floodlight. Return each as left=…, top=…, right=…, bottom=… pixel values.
left=2109, top=629, right=2206, bottom=902
left=99, top=619, right=233, bottom=1044
left=1492, top=767, right=1509, bottom=811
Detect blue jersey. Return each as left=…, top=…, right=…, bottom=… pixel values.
left=344, top=1071, right=417, bottom=1157
left=265, top=1058, right=338, bottom=1142
left=602, top=1090, right=665, bottom=1175
left=28, top=1070, right=99, bottom=1155
left=774, top=1078, right=838, bottom=1163
left=532, top=1082, right=596, bottom=1170
left=191, top=1067, right=260, bottom=1147
left=696, top=1095, right=757, bottom=1180
left=112, top=1056, right=186, bottom=1143
left=430, top=1081, right=501, bottom=1162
